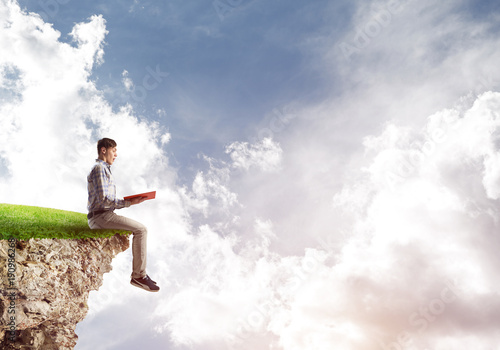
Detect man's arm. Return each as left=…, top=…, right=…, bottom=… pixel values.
left=90, top=165, right=130, bottom=210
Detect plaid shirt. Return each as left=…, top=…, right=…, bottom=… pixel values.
left=87, top=159, right=130, bottom=212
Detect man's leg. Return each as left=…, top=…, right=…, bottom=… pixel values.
left=89, top=211, right=147, bottom=279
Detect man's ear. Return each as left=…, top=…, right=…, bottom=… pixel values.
left=101, top=147, right=106, bottom=154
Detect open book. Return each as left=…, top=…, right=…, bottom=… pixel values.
left=124, top=191, right=156, bottom=201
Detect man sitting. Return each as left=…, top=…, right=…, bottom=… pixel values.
left=87, top=137, right=159, bottom=292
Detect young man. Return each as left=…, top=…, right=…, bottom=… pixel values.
left=87, top=137, right=159, bottom=292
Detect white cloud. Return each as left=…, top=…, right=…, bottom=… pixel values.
left=69, top=14, right=107, bottom=68
left=121, top=69, right=133, bottom=91
left=0, top=6, right=105, bottom=209
left=226, top=137, right=283, bottom=172
left=0, top=9, right=295, bottom=345
left=0, top=0, right=175, bottom=211
left=161, top=131, right=171, bottom=145
left=179, top=155, right=239, bottom=223
left=321, top=91, right=500, bottom=348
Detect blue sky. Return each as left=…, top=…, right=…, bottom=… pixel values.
left=16, top=0, right=348, bottom=176
left=4, top=0, right=500, bottom=349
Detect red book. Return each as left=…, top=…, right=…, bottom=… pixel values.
left=124, top=191, right=156, bottom=201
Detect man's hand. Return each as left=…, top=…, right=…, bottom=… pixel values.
left=130, top=196, right=147, bottom=205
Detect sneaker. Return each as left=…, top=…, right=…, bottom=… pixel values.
left=131, top=275, right=160, bottom=292
left=147, top=275, right=157, bottom=285
left=132, top=274, right=157, bottom=284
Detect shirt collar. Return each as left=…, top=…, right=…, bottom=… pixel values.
left=96, top=159, right=111, bottom=169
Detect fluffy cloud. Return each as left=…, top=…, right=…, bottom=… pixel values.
left=0, top=2, right=179, bottom=346
left=226, top=138, right=283, bottom=172
left=0, top=3, right=292, bottom=349
left=172, top=91, right=500, bottom=350
left=0, top=2, right=172, bottom=212
left=148, top=87, right=500, bottom=350
left=323, top=92, right=500, bottom=349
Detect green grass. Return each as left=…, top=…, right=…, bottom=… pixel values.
left=0, top=203, right=131, bottom=240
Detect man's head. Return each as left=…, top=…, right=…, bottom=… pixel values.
left=97, top=138, right=118, bottom=165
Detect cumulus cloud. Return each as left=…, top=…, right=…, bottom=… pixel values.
left=0, top=4, right=293, bottom=349
left=69, top=14, right=107, bottom=68
left=0, top=2, right=173, bottom=212
left=323, top=92, right=500, bottom=349
left=226, top=138, right=283, bottom=172
left=178, top=155, right=239, bottom=224
left=121, top=70, right=134, bottom=91
left=0, top=2, right=177, bottom=344
left=164, top=91, right=500, bottom=350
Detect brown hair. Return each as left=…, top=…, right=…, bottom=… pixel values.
left=97, top=138, right=117, bottom=155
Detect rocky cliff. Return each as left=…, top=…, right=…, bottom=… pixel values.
left=0, top=234, right=130, bottom=349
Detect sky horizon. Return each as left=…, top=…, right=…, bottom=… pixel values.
left=2, top=0, right=500, bottom=349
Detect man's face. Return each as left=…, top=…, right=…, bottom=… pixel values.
left=102, top=147, right=118, bottom=165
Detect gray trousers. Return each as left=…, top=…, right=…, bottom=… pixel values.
left=88, top=211, right=147, bottom=279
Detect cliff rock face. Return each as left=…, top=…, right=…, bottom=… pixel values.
left=0, top=235, right=130, bottom=349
